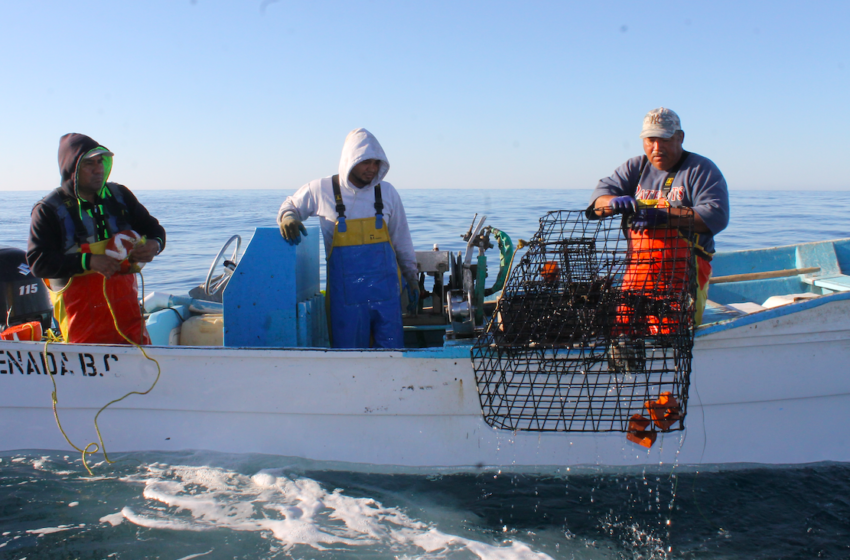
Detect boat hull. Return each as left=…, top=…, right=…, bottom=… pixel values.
left=2, top=295, right=849, bottom=471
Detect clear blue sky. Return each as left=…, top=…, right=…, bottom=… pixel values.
left=1, top=1, right=848, bottom=191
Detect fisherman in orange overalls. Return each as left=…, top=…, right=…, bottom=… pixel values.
left=587, top=108, right=730, bottom=358
left=27, top=134, right=166, bottom=344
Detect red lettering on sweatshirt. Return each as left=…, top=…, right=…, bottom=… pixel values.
left=635, top=185, right=661, bottom=200
left=636, top=184, right=685, bottom=202
left=668, top=186, right=684, bottom=201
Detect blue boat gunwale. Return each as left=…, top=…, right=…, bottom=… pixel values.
left=711, top=237, right=850, bottom=277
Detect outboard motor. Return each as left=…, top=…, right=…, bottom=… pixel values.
left=0, top=247, right=52, bottom=331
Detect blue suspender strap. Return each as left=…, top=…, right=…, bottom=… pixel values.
left=332, top=174, right=385, bottom=231
left=374, top=184, right=384, bottom=229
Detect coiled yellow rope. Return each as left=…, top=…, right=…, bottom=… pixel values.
left=44, top=271, right=161, bottom=476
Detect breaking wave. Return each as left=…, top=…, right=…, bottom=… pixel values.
left=115, top=463, right=553, bottom=559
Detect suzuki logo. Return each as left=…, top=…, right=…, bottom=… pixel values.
left=17, top=263, right=30, bottom=276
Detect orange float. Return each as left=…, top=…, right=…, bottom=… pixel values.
left=645, top=391, right=682, bottom=432
left=626, top=392, right=684, bottom=448
left=541, top=261, right=559, bottom=283
left=1, top=321, right=43, bottom=342
left=626, top=414, right=657, bottom=448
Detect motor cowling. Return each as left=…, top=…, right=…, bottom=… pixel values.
left=0, top=247, right=52, bottom=331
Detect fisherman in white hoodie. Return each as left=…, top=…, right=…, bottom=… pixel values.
left=277, top=128, right=418, bottom=349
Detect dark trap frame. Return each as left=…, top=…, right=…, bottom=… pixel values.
left=472, top=209, right=698, bottom=433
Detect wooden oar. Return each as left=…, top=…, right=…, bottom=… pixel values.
left=709, top=267, right=820, bottom=284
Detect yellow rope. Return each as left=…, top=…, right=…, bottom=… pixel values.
left=43, top=330, right=98, bottom=472
left=485, top=239, right=527, bottom=334
left=45, top=271, right=161, bottom=476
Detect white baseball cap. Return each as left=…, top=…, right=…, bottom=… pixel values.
left=639, top=108, right=682, bottom=139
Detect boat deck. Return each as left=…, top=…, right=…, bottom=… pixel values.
left=699, top=237, right=850, bottom=328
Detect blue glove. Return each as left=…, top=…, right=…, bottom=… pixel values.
left=406, top=287, right=420, bottom=314
left=609, top=196, right=638, bottom=214
left=630, top=208, right=668, bottom=233
left=404, top=274, right=419, bottom=314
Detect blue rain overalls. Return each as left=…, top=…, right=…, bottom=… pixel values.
left=326, top=175, right=404, bottom=348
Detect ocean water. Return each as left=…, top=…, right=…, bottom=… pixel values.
left=2, top=188, right=850, bottom=559
left=4, top=189, right=850, bottom=294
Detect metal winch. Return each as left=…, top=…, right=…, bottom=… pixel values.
left=404, top=215, right=513, bottom=344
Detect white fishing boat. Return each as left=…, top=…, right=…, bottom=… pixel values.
left=2, top=212, right=849, bottom=472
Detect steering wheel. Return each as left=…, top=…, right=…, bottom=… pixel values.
left=204, top=235, right=241, bottom=297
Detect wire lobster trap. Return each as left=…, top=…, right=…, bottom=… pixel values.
left=472, top=209, right=698, bottom=433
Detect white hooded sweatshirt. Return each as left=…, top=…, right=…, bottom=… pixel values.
left=277, top=128, right=418, bottom=283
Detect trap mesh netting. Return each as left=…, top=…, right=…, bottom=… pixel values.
left=472, top=210, right=697, bottom=433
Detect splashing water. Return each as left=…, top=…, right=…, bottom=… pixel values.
left=114, top=463, right=553, bottom=559
left=4, top=453, right=850, bottom=558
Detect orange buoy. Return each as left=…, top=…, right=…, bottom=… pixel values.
left=1, top=321, right=43, bottom=342
left=541, top=261, right=559, bottom=283
left=626, top=413, right=657, bottom=448
left=645, top=392, right=682, bottom=432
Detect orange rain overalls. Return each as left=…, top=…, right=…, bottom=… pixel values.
left=48, top=235, right=150, bottom=345
left=614, top=199, right=712, bottom=337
